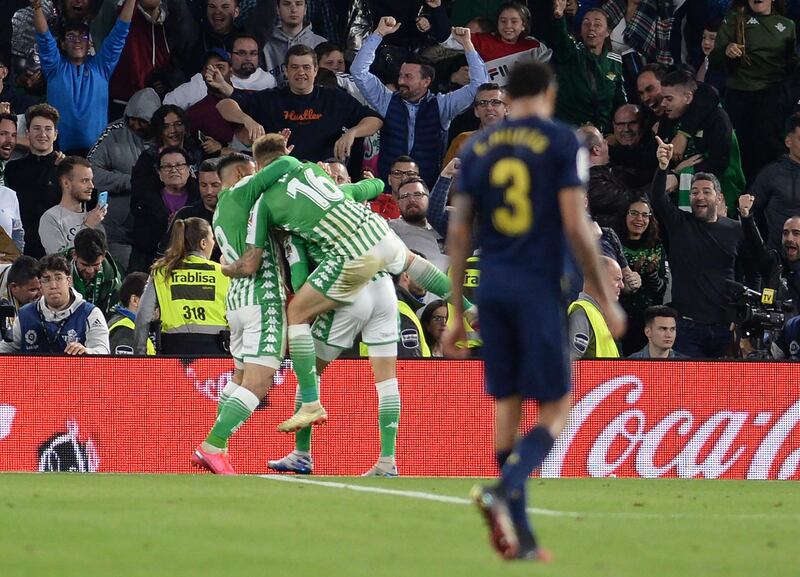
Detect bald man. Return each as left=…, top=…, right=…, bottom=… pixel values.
left=567, top=255, right=624, bottom=359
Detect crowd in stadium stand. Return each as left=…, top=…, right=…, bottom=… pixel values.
left=2, top=0, right=800, bottom=360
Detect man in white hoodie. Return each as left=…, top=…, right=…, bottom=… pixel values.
left=263, top=0, right=326, bottom=85
left=0, top=254, right=109, bottom=354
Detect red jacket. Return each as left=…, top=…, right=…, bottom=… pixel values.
left=109, top=7, right=172, bottom=101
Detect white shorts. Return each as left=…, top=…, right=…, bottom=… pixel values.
left=227, top=303, right=286, bottom=370
left=309, top=230, right=408, bottom=304
left=312, top=275, right=399, bottom=361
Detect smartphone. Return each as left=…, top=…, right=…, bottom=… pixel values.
left=98, top=191, right=108, bottom=207
left=197, top=131, right=206, bottom=143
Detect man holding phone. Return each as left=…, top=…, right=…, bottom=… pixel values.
left=39, top=156, right=107, bottom=255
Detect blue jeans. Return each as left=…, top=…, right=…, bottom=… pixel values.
left=674, top=318, right=732, bottom=359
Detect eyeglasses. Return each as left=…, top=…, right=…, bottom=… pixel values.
left=64, top=33, right=89, bottom=43
left=40, top=274, right=68, bottom=285
left=476, top=98, right=505, bottom=107
left=628, top=209, right=651, bottom=219
left=397, top=191, right=427, bottom=201
left=231, top=50, right=259, bottom=57
left=162, top=120, right=184, bottom=131
left=160, top=162, right=188, bottom=172
left=431, top=315, right=447, bottom=323
left=389, top=169, right=419, bottom=178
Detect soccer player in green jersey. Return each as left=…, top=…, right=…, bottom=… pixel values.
left=249, top=134, right=476, bottom=434
left=269, top=171, right=401, bottom=477
left=191, top=153, right=289, bottom=475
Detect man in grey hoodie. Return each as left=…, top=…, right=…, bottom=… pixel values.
left=263, top=0, right=326, bottom=85
left=751, top=113, right=800, bottom=252
left=87, top=87, right=161, bottom=273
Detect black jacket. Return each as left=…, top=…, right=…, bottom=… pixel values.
left=130, top=147, right=200, bottom=262
left=4, top=152, right=61, bottom=259
left=588, top=164, right=646, bottom=228
left=741, top=213, right=800, bottom=316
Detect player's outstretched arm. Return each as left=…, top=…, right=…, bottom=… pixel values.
left=221, top=245, right=263, bottom=278
left=340, top=178, right=384, bottom=202
left=442, top=192, right=474, bottom=358
left=560, top=186, right=627, bottom=339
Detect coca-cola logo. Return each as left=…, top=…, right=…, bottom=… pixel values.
left=541, top=375, right=800, bottom=480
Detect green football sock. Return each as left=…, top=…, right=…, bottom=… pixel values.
left=406, top=256, right=472, bottom=310
left=294, top=384, right=312, bottom=452
left=205, top=387, right=260, bottom=449
left=288, top=324, right=319, bottom=403
left=376, top=378, right=400, bottom=458
left=217, top=379, right=240, bottom=417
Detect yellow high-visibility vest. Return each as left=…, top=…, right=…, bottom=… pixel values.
left=153, top=255, right=229, bottom=335
left=567, top=298, right=620, bottom=358
left=108, top=316, right=156, bottom=355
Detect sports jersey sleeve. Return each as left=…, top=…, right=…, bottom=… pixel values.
left=246, top=193, right=272, bottom=249
left=341, top=178, right=384, bottom=202
left=283, top=234, right=311, bottom=292
left=556, top=130, right=587, bottom=191
left=251, top=156, right=303, bottom=191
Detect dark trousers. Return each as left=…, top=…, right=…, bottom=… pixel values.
left=674, top=317, right=731, bottom=359
left=724, top=86, right=783, bottom=185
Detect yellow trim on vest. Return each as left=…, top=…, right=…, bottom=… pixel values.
left=108, top=316, right=156, bottom=355
left=567, top=298, right=620, bottom=358
left=446, top=303, right=482, bottom=349
left=360, top=300, right=431, bottom=357
left=153, top=255, right=229, bottom=333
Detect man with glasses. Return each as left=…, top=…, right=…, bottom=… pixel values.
left=445, top=83, right=508, bottom=166
left=389, top=177, right=448, bottom=273
left=31, top=0, right=136, bottom=155
left=608, top=103, right=660, bottom=188
left=164, top=34, right=275, bottom=111
left=0, top=254, right=109, bottom=354
left=369, top=155, right=419, bottom=220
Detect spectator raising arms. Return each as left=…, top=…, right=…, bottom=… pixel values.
left=430, top=1, right=551, bottom=85
left=351, top=17, right=488, bottom=189
left=551, top=0, right=626, bottom=134
left=32, top=0, right=136, bottom=155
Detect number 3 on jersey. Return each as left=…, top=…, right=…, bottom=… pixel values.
left=491, top=158, right=533, bottom=236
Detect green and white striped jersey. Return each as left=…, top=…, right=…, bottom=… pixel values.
left=212, top=159, right=294, bottom=311
left=256, top=156, right=390, bottom=259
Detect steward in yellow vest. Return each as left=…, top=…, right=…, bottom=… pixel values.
left=567, top=256, right=625, bottom=359
left=134, top=218, right=229, bottom=355
left=108, top=271, right=156, bottom=355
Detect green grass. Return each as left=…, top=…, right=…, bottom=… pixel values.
left=0, top=474, right=797, bottom=577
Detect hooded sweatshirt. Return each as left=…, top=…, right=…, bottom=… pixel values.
left=87, top=87, right=161, bottom=246
left=0, top=288, right=110, bottom=354
left=752, top=154, right=800, bottom=252
left=109, top=3, right=173, bottom=102
left=262, top=24, right=326, bottom=85
left=36, top=18, right=131, bottom=152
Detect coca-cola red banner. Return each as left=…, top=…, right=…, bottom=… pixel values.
left=0, top=358, right=798, bottom=479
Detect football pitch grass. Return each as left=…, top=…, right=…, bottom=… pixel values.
left=1, top=474, right=798, bottom=577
